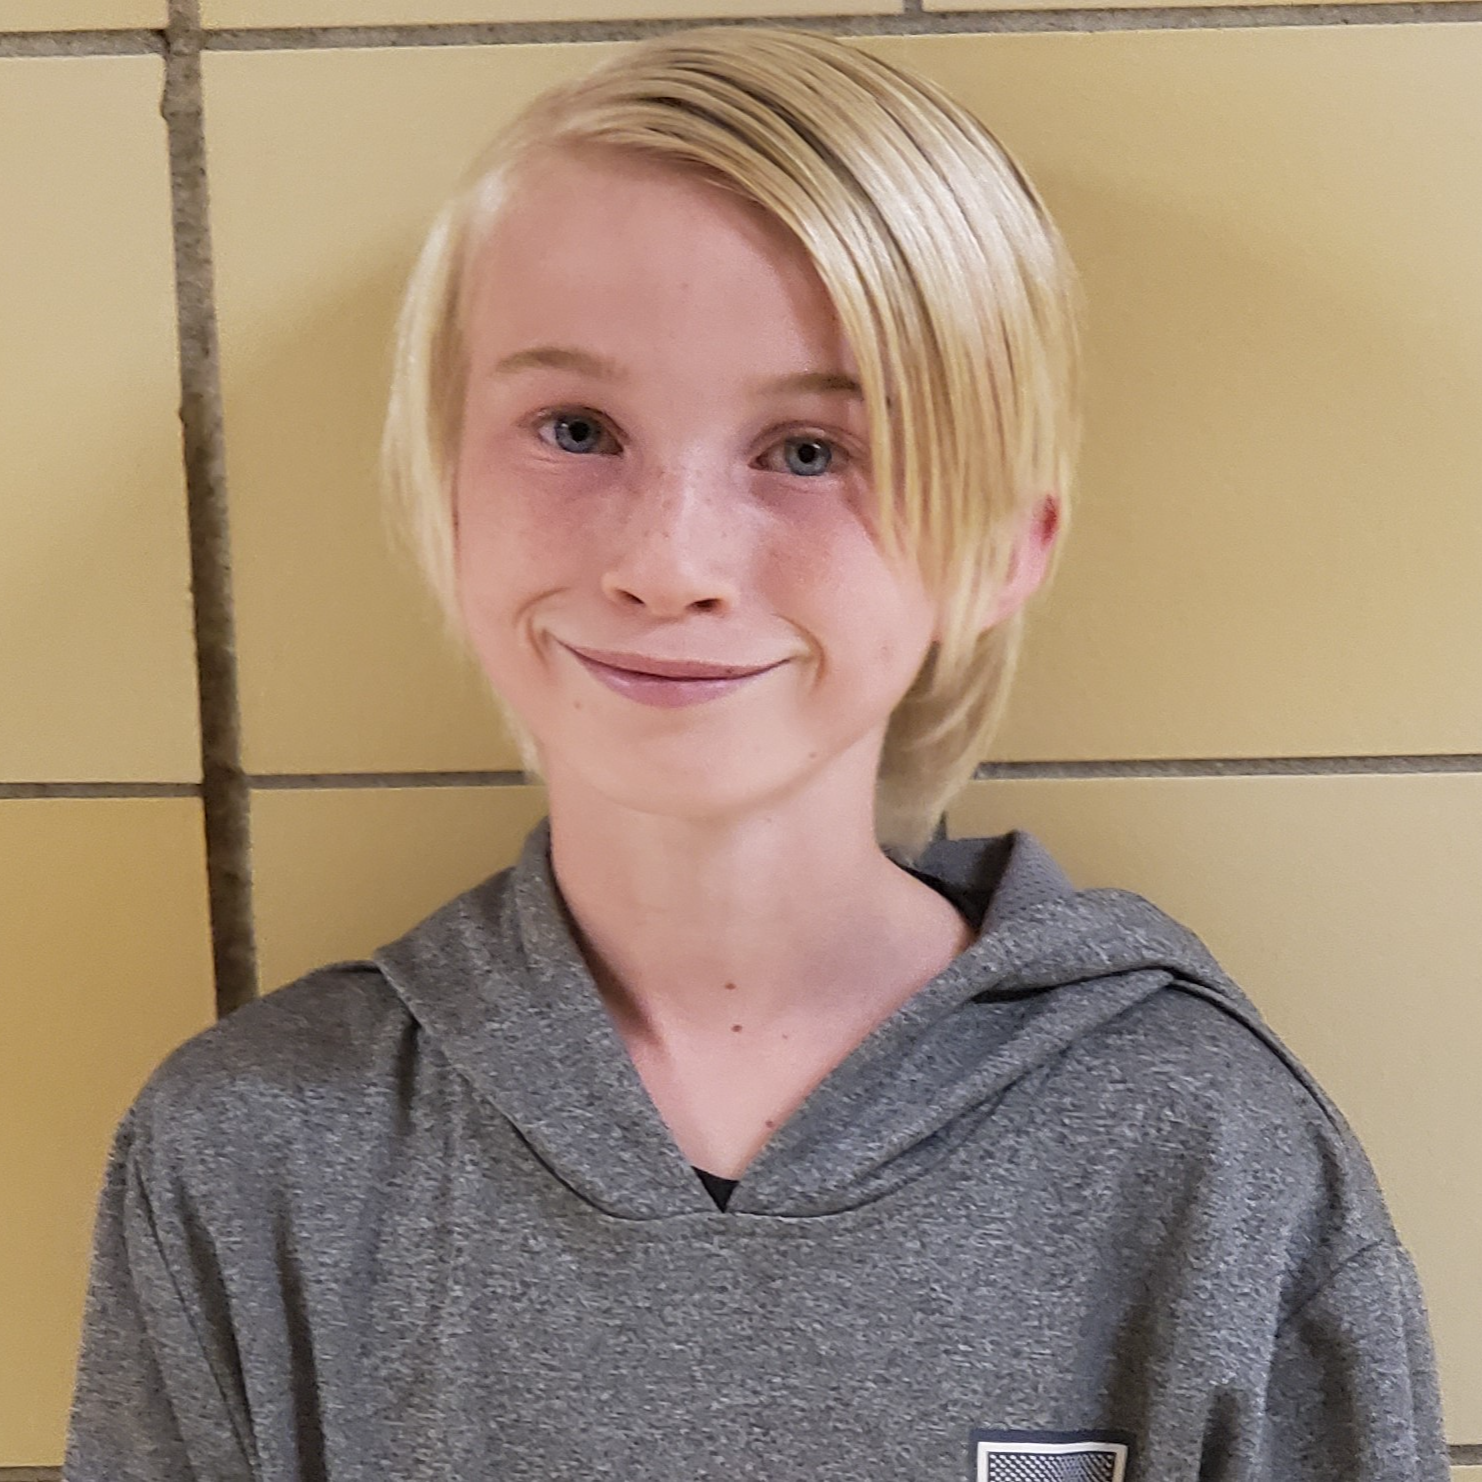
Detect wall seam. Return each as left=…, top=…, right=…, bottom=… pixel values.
left=0, top=31, right=160, bottom=54
left=970, top=755, right=1482, bottom=778
left=0, top=783, right=200, bottom=799
left=7, top=1, right=1482, bottom=54
left=189, top=5, right=1482, bottom=41
left=247, top=771, right=531, bottom=789
left=7, top=756, right=1480, bottom=799
left=4, top=755, right=1480, bottom=796
left=8, top=759, right=1482, bottom=800
left=163, top=0, right=259, bottom=1017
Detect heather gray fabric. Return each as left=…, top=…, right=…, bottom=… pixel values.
left=64, top=818, right=1448, bottom=1481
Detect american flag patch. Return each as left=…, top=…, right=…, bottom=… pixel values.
left=971, top=1430, right=1131, bottom=1482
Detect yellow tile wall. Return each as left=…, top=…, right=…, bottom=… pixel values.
left=250, top=784, right=548, bottom=990
left=0, top=56, right=200, bottom=784
left=0, top=46, right=207, bottom=1469
left=6, top=10, right=1479, bottom=1471
left=0, top=0, right=164, bottom=26
left=0, top=800, right=215, bottom=1463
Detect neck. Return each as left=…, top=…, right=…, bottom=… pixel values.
left=543, top=774, right=974, bottom=1054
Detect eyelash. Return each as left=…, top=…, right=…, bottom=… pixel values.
left=528, top=407, right=855, bottom=479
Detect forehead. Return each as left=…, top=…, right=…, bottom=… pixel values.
left=460, top=148, right=858, bottom=382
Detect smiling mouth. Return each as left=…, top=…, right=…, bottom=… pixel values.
left=560, top=643, right=781, bottom=681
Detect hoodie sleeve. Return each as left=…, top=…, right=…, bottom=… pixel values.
left=1251, top=1239, right=1449, bottom=1482
left=63, top=1106, right=257, bottom=1482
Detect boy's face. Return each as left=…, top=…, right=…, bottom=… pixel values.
left=452, top=146, right=942, bottom=823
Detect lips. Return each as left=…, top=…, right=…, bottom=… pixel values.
left=560, top=643, right=780, bottom=681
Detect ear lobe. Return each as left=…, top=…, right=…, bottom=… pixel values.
left=972, top=493, right=1062, bottom=636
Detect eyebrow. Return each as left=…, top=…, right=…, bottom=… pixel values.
left=489, top=345, right=863, bottom=399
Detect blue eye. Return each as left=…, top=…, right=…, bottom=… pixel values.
left=545, top=411, right=608, bottom=456
left=780, top=436, right=835, bottom=478
left=534, top=409, right=847, bottom=478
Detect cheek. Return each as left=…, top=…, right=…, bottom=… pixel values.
left=793, top=520, right=932, bottom=640
left=452, top=494, right=525, bottom=646
left=832, top=566, right=937, bottom=687
left=454, top=474, right=587, bottom=596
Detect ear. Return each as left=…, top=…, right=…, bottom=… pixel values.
left=968, top=493, right=1062, bottom=636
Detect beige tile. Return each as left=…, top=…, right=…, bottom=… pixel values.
left=250, top=782, right=548, bottom=992
left=1452, top=1469, right=1482, bottom=1480
left=0, top=57, right=199, bottom=783
left=948, top=773, right=1482, bottom=1435
left=854, top=29, right=1482, bottom=761
left=0, top=0, right=163, bottom=25
left=1, top=798, right=214, bottom=1466
left=204, top=0, right=893, bottom=25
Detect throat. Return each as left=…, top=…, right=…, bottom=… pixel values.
left=605, top=883, right=978, bottom=1181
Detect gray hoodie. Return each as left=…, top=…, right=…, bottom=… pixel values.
left=64, top=818, right=1448, bottom=1481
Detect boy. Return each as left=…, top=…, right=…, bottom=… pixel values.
left=66, top=26, right=1447, bottom=1480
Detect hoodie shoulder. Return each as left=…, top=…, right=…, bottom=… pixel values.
left=1078, top=981, right=1402, bottom=1284
left=123, top=961, right=416, bottom=1174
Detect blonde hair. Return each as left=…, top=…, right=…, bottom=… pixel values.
left=381, top=25, right=1084, bottom=862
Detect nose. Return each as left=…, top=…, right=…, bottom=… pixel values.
left=599, top=460, right=744, bottom=616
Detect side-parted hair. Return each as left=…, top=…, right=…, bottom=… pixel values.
left=381, top=24, right=1084, bottom=863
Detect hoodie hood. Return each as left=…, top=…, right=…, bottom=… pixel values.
left=373, top=817, right=1298, bottom=1221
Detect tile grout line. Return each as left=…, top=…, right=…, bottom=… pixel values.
left=0, top=30, right=161, bottom=54
left=163, top=0, right=260, bottom=1018
left=246, top=770, right=533, bottom=789
left=0, top=782, right=200, bottom=799
left=193, top=2, right=1482, bottom=40
left=4, top=755, right=1479, bottom=798
left=193, top=1, right=1482, bottom=37
left=6, top=2, right=1482, bottom=52
left=239, top=755, right=1482, bottom=787
left=970, top=753, right=1482, bottom=778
